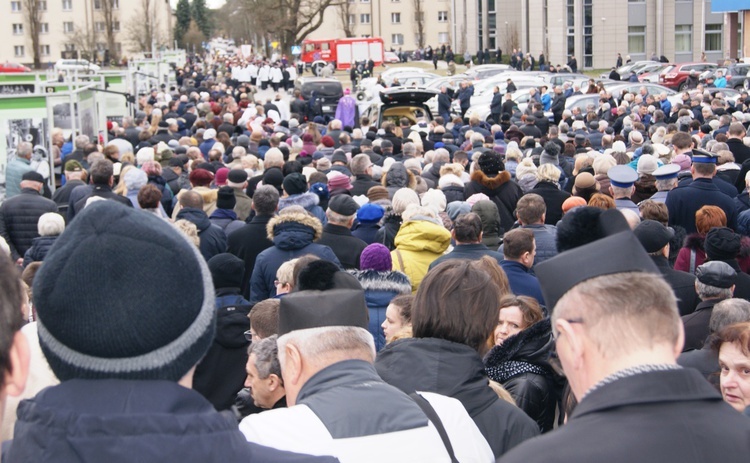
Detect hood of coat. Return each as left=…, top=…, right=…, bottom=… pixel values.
left=376, top=337, right=499, bottom=417
left=484, top=318, right=554, bottom=369
left=348, top=269, right=412, bottom=294
left=214, top=300, right=252, bottom=349
left=472, top=200, right=503, bottom=238
left=266, top=211, right=323, bottom=250
left=394, top=219, right=451, bottom=254
left=382, top=163, right=416, bottom=190
left=278, top=192, right=321, bottom=211
left=470, top=169, right=512, bottom=191
left=175, top=207, right=212, bottom=232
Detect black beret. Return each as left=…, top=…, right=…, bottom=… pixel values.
left=328, top=194, right=359, bottom=216
left=634, top=220, right=674, bottom=253
left=227, top=169, right=249, bottom=184
left=21, top=171, right=45, bottom=183
left=704, top=227, right=741, bottom=261
left=695, top=261, right=737, bottom=288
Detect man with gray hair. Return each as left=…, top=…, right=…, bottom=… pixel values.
left=240, top=289, right=495, bottom=462
left=244, top=335, right=286, bottom=410
left=682, top=260, right=737, bottom=352
left=65, top=135, right=90, bottom=165
left=350, top=154, right=378, bottom=196
left=502, top=231, right=750, bottom=463
left=679, top=298, right=750, bottom=385
left=4, top=142, right=34, bottom=198
left=317, top=195, right=367, bottom=269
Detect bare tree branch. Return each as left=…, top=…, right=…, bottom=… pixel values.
left=22, top=0, right=43, bottom=69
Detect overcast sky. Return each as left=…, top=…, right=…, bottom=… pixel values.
left=170, top=0, right=226, bottom=8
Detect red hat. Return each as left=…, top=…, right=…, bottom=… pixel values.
left=106, top=120, right=113, bottom=131
left=214, top=167, right=229, bottom=186
left=189, top=168, right=214, bottom=187
left=321, top=135, right=335, bottom=148
left=263, top=117, right=274, bottom=125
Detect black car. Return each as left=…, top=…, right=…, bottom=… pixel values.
left=294, top=77, right=344, bottom=118
left=700, top=64, right=750, bottom=90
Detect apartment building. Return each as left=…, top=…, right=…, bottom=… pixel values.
left=0, top=0, right=173, bottom=66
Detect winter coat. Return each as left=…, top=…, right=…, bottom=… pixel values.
left=441, top=185, right=466, bottom=205
left=382, top=163, right=417, bottom=198
left=233, top=188, right=254, bottom=222
left=250, top=211, right=340, bottom=303
left=499, top=224, right=558, bottom=267
left=528, top=182, right=570, bottom=226
left=4, top=157, right=33, bottom=198
left=484, top=319, right=560, bottom=432
left=227, top=214, right=275, bottom=299
left=671, top=232, right=750, bottom=275
left=175, top=207, right=228, bottom=262
left=278, top=192, right=327, bottom=225
left=350, top=174, right=380, bottom=197
left=464, top=170, right=523, bottom=235
left=375, top=337, right=541, bottom=458
left=430, top=243, right=503, bottom=270
left=147, top=175, right=175, bottom=217
left=374, top=212, right=402, bottom=251
left=210, top=209, right=246, bottom=237
left=347, top=269, right=411, bottom=351
left=0, top=188, right=58, bottom=260
left=471, top=200, right=503, bottom=248
left=351, top=222, right=381, bottom=245
left=682, top=300, right=719, bottom=352
left=193, top=290, right=251, bottom=411
left=666, top=178, right=738, bottom=234
left=500, top=260, right=545, bottom=306
left=162, top=168, right=188, bottom=197
left=391, top=219, right=451, bottom=292
left=317, top=223, right=368, bottom=270
left=173, top=187, right=218, bottom=219
left=499, top=368, right=750, bottom=463
left=4, top=379, right=334, bottom=463
left=651, top=255, right=700, bottom=316
left=632, top=175, right=658, bottom=204
left=22, top=235, right=58, bottom=268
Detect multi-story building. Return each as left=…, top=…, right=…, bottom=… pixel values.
left=0, top=0, right=174, bottom=66
left=305, top=0, right=454, bottom=54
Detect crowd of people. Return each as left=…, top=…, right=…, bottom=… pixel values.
left=1, top=52, right=750, bottom=462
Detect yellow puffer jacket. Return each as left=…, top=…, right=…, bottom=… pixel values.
left=391, top=219, right=451, bottom=293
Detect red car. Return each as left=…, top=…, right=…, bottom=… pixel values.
left=659, top=62, right=717, bottom=90
left=0, top=62, right=31, bottom=73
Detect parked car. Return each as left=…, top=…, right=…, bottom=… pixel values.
left=54, top=59, right=100, bottom=73
left=638, top=63, right=672, bottom=83
left=361, top=88, right=437, bottom=127
left=384, top=72, right=440, bottom=88
left=461, top=64, right=514, bottom=81
left=599, top=60, right=657, bottom=80
left=294, top=77, right=344, bottom=118
left=422, top=76, right=473, bottom=117
left=466, top=88, right=552, bottom=123
left=383, top=51, right=400, bottom=63
left=700, top=64, right=750, bottom=90
left=0, top=62, right=31, bottom=73
left=659, top=62, right=717, bottom=90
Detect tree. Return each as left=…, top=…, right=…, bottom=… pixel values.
left=503, top=23, right=520, bottom=56
left=413, top=0, right=425, bottom=49
left=337, top=0, right=354, bottom=38
left=98, top=0, right=119, bottom=62
left=191, top=0, right=212, bottom=40
left=277, top=0, right=339, bottom=53
left=174, top=0, right=192, bottom=48
left=22, top=0, right=43, bottom=69
left=125, top=0, right=161, bottom=54
left=182, top=19, right=206, bottom=53
left=70, top=22, right=98, bottom=62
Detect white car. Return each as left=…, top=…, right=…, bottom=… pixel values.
left=54, top=59, right=100, bottom=73
left=384, top=51, right=400, bottom=63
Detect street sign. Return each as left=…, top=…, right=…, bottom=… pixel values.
left=291, top=45, right=301, bottom=55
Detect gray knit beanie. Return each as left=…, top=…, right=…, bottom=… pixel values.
left=33, top=201, right=216, bottom=381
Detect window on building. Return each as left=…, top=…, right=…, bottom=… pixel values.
left=11, top=1, right=21, bottom=12
left=583, top=0, right=592, bottom=68
left=14, top=46, right=24, bottom=57
left=391, top=12, right=401, bottom=23
left=566, top=0, right=575, bottom=57
left=360, top=13, right=370, bottom=24
left=12, top=23, right=23, bottom=35
left=94, top=0, right=101, bottom=8
left=438, top=11, right=448, bottom=22
left=40, top=45, right=50, bottom=56
left=705, top=24, right=722, bottom=52
left=39, top=0, right=47, bottom=10
left=361, top=0, right=370, bottom=2
left=95, top=22, right=106, bottom=32
left=438, top=32, right=449, bottom=43
left=64, top=43, right=76, bottom=51
left=392, top=33, right=404, bottom=45
left=63, top=21, right=74, bottom=33
left=628, top=26, right=646, bottom=54
left=414, top=11, right=423, bottom=21
left=488, top=0, right=495, bottom=12
left=97, top=43, right=106, bottom=51
left=115, top=43, right=122, bottom=53
left=62, top=0, right=72, bottom=10
left=113, top=0, right=119, bottom=8
left=675, top=25, right=692, bottom=53
left=348, top=14, right=356, bottom=25
left=113, top=21, right=120, bottom=31
left=40, top=23, right=49, bottom=34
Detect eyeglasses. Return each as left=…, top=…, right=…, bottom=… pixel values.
left=244, top=330, right=254, bottom=342
left=548, top=318, right=585, bottom=378
left=551, top=317, right=585, bottom=341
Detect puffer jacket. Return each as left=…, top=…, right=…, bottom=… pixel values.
left=347, top=269, right=412, bottom=351
left=278, top=192, right=327, bottom=225
left=22, top=235, right=58, bottom=268
left=375, top=337, right=540, bottom=459
left=374, top=212, right=402, bottom=251
left=193, top=290, right=251, bottom=411
left=0, top=188, right=58, bottom=261
left=209, top=209, right=245, bottom=237
left=148, top=175, right=175, bottom=217
left=465, top=170, right=523, bottom=234
left=391, top=218, right=451, bottom=292
left=441, top=185, right=465, bottom=204
left=484, top=319, right=561, bottom=433
left=382, top=163, right=417, bottom=198
left=249, top=211, right=340, bottom=303
left=175, top=207, right=227, bottom=262
left=4, top=379, right=335, bottom=462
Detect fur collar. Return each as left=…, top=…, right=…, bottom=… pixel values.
left=484, top=318, right=552, bottom=366
left=266, top=211, right=323, bottom=241
left=684, top=233, right=705, bottom=251
left=347, top=270, right=412, bottom=294
left=278, top=192, right=320, bottom=210
left=470, top=169, right=512, bottom=190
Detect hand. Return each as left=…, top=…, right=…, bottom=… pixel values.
left=15, top=258, right=23, bottom=266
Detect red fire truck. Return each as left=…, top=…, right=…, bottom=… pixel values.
left=300, top=37, right=385, bottom=73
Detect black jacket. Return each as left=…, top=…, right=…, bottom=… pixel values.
left=651, top=255, right=700, bottom=316
left=437, top=92, right=452, bottom=116
left=70, top=184, right=132, bottom=222
left=226, top=214, right=274, bottom=299
left=375, top=337, right=540, bottom=458
left=678, top=344, right=720, bottom=387
left=316, top=223, right=368, bottom=270
left=464, top=170, right=523, bottom=235
left=727, top=137, right=750, bottom=166
left=499, top=368, right=750, bottom=463
left=374, top=212, right=402, bottom=251
left=484, top=319, right=561, bottom=432
left=23, top=235, right=58, bottom=267
left=528, top=182, right=570, bottom=225
left=490, top=92, right=503, bottom=116
left=682, top=299, right=720, bottom=352
left=175, top=207, right=228, bottom=262
left=0, top=188, right=58, bottom=260
left=350, top=174, right=380, bottom=197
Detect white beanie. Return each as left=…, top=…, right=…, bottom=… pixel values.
left=421, top=189, right=447, bottom=213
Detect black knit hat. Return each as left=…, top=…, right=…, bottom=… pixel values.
left=208, top=253, right=245, bottom=289
left=477, top=151, right=503, bottom=176
left=216, top=186, right=237, bottom=210
left=33, top=201, right=216, bottom=381
left=705, top=227, right=741, bottom=261
left=283, top=172, right=308, bottom=195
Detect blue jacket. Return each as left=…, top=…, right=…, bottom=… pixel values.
left=498, top=224, right=558, bottom=267
left=3, top=379, right=336, bottom=463
left=250, top=211, right=340, bottom=303
left=348, top=269, right=411, bottom=350
left=175, top=207, right=228, bottom=261
left=23, top=235, right=58, bottom=267
left=351, top=222, right=381, bottom=245
left=500, top=260, right=545, bottom=306
left=209, top=208, right=246, bottom=236
left=666, top=178, right=738, bottom=234
left=199, top=139, right=216, bottom=159
left=278, top=192, right=327, bottom=225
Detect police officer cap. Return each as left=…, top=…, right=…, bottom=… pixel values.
left=695, top=261, right=736, bottom=288
left=652, top=163, right=680, bottom=181
left=607, top=165, right=638, bottom=188
left=691, top=148, right=718, bottom=164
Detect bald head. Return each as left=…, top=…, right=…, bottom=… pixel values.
left=179, top=190, right=204, bottom=210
